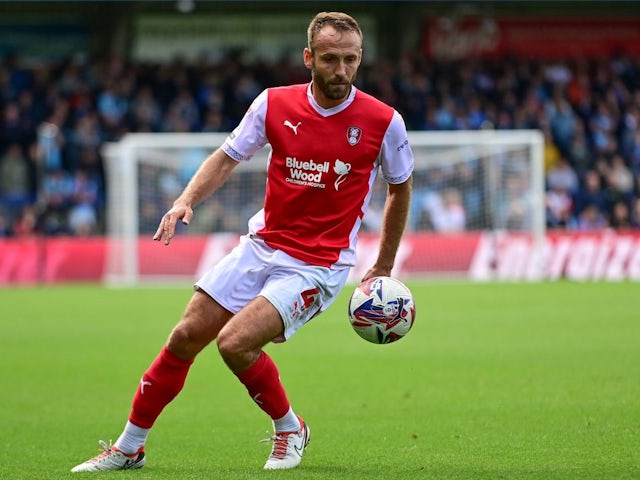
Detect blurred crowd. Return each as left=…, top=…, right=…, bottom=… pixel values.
left=1, top=50, right=640, bottom=237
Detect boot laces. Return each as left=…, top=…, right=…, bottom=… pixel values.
left=91, top=440, right=115, bottom=462
left=260, top=431, right=291, bottom=459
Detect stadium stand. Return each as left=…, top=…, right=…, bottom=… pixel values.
left=1, top=49, right=640, bottom=236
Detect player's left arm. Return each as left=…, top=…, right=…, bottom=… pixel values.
left=362, top=111, right=414, bottom=281
left=363, top=176, right=412, bottom=280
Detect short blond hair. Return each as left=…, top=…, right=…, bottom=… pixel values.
left=307, top=12, right=363, bottom=51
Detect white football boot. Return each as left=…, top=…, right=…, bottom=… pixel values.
left=262, top=416, right=310, bottom=470
left=71, top=440, right=145, bottom=472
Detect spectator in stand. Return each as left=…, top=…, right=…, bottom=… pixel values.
left=434, top=95, right=457, bottom=130
left=546, top=90, right=575, bottom=156
left=129, top=85, right=163, bottom=132
left=1, top=102, right=30, bottom=148
left=496, top=173, right=533, bottom=231
left=453, top=161, right=482, bottom=227
left=514, top=82, right=545, bottom=130
left=542, top=125, right=562, bottom=173
left=605, top=154, right=635, bottom=206
left=97, top=80, right=129, bottom=140
left=609, top=200, right=631, bottom=230
left=67, top=113, right=103, bottom=171
left=547, top=157, right=579, bottom=195
left=573, top=204, right=608, bottom=231
left=195, top=71, right=224, bottom=113
left=620, top=104, right=638, bottom=164
left=545, top=183, right=573, bottom=228
left=68, top=169, right=99, bottom=235
left=15, top=89, right=41, bottom=145
left=200, top=109, right=227, bottom=132
left=68, top=202, right=97, bottom=236
left=566, top=121, right=591, bottom=175
left=164, top=87, right=199, bottom=132
left=75, top=147, right=104, bottom=183
left=567, top=59, right=591, bottom=114
left=438, top=188, right=466, bottom=232
left=0, top=143, right=33, bottom=212
left=590, top=101, right=619, bottom=159
left=37, top=115, right=66, bottom=172
left=40, top=168, right=73, bottom=235
left=573, top=169, right=607, bottom=219
left=422, top=188, right=466, bottom=233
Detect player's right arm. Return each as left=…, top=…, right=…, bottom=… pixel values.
left=153, top=149, right=239, bottom=246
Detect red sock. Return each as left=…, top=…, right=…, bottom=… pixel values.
left=235, top=351, right=290, bottom=420
left=128, top=346, right=194, bottom=428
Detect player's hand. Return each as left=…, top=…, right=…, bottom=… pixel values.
left=361, top=266, right=392, bottom=282
left=153, top=204, right=193, bottom=245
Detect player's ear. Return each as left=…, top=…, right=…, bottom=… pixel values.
left=303, top=48, right=313, bottom=70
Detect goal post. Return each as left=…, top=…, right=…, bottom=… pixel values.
left=406, top=130, right=545, bottom=281
left=102, top=130, right=544, bottom=285
left=102, top=132, right=270, bottom=285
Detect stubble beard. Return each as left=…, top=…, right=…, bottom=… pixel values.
left=312, top=68, right=356, bottom=101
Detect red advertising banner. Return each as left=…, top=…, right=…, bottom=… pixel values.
left=424, top=17, right=640, bottom=59
left=0, top=237, right=105, bottom=285
left=468, top=231, right=640, bottom=281
left=1, top=231, right=639, bottom=285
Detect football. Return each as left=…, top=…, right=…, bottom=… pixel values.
left=348, top=276, right=416, bottom=344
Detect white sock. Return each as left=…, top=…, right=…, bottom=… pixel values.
left=273, top=407, right=301, bottom=433
left=114, top=421, right=150, bottom=454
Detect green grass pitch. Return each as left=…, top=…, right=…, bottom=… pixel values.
left=0, top=281, right=638, bottom=480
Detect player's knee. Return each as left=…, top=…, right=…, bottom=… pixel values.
left=217, top=329, right=255, bottom=370
left=216, top=328, right=239, bottom=358
left=166, top=323, right=198, bottom=359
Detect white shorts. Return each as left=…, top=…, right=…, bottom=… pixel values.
left=195, top=234, right=350, bottom=340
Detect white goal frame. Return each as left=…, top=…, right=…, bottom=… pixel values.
left=102, top=130, right=544, bottom=285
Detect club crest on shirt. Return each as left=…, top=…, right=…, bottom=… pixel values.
left=347, top=126, right=362, bottom=146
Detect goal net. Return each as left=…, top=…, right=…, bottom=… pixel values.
left=102, top=130, right=544, bottom=285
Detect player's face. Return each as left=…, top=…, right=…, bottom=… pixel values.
left=304, top=26, right=362, bottom=108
